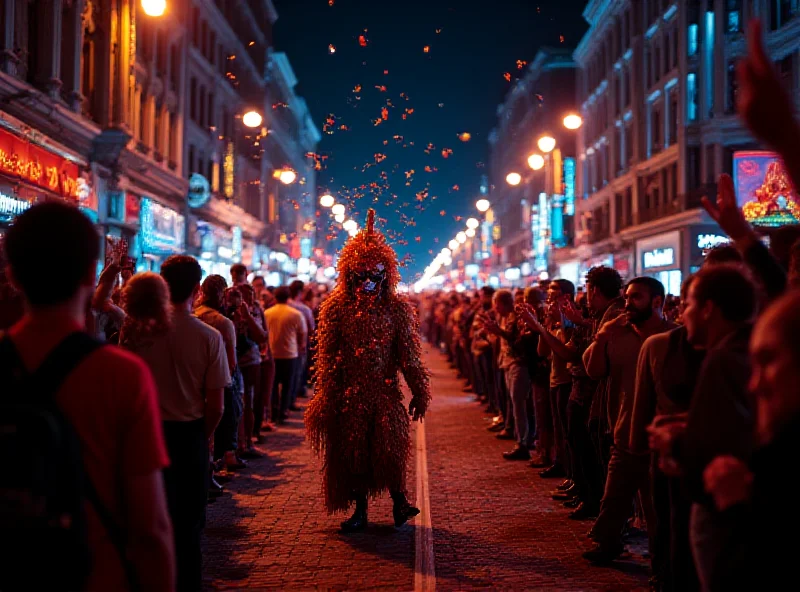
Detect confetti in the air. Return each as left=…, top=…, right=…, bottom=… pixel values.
left=328, top=44, right=336, bottom=54
left=423, top=46, right=430, bottom=53
left=359, top=34, right=368, bottom=47
left=560, top=35, right=565, bottom=43
left=517, top=60, right=527, bottom=69
left=458, top=132, right=471, bottom=142
left=441, top=148, right=453, bottom=159
left=503, top=72, right=512, bottom=82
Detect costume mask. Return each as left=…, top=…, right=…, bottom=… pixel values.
left=354, top=263, right=386, bottom=296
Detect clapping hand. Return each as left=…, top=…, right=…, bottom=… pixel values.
left=559, top=299, right=584, bottom=325
left=515, top=303, right=543, bottom=333
left=704, top=455, right=754, bottom=511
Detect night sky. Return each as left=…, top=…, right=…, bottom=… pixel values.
left=272, top=0, right=588, bottom=281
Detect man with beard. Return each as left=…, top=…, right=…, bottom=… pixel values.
left=582, top=277, right=675, bottom=564
left=305, top=210, right=430, bottom=532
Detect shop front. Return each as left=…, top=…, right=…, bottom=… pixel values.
left=577, top=253, right=614, bottom=287
left=195, top=220, right=239, bottom=280
left=636, top=230, right=682, bottom=297
left=0, top=125, right=91, bottom=234
left=137, top=196, right=185, bottom=272
left=689, top=224, right=730, bottom=272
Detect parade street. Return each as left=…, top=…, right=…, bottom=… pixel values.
left=203, top=346, right=649, bottom=591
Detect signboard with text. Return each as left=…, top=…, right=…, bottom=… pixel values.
left=0, top=128, right=80, bottom=198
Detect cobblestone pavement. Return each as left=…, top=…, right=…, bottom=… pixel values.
left=424, top=348, right=649, bottom=591
left=203, top=346, right=650, bottom=591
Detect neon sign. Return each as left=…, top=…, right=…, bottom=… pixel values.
left=0, top=128, right=79, bottom=198
left=643, top=247, right=674, bottom=269
left=0, top=191, right=31, bottom=221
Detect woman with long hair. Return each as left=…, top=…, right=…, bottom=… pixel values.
left=118, top=272, right=172, bottom=349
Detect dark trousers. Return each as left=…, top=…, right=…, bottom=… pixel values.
left=550, top=383, right=572, bottom=476
left=567, top=400, right=604, bottom=509
left=254, top=357, right=275, bottom=435
left=162, top=418, right=208, bottom=592
left=495, top=368, right=508, bottom=422
left=291, top=353, right=307, bottom=404
left=273, top=357, right=299, bottom=418
left=653, top=463, right=699, bottom=592
left=592, top=446, right=655, bottom=557
left=213, top=384, right=242, bottom=459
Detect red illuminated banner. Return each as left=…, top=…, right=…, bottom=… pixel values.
left=0, top=128, right=80, bottom=198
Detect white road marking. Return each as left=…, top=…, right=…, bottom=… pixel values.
left=414, top=418, right=436, bottom=591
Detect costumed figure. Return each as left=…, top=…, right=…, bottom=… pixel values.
left=306, top=209, right=431, bottom=532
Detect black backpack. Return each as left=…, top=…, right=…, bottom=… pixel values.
left=0, top=332, right=137, bottom=591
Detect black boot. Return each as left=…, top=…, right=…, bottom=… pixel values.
left=340, top=495, right=368, bottom=533
left=390, top=490, right=420, bottom=528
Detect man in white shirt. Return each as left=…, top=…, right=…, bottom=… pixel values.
left=130, top=255, right=230, bottom=591
left=264, top=286, right=307, bottom=423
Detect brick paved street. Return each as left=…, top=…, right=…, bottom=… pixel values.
left=204, top=346, right=649, bottom=591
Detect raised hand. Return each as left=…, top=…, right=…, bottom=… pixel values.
left=704, top=455, right=753, bottom=511
left=515, top=303, right=543, bottom=333
left=701, top=174, right=752, bottom=240
left=737, top=20, right=798, bottom=154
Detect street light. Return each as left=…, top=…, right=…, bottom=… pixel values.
left=563, top=113, right=583, bottom=130
left=465, top=227, right=476, bottom=238
left=476, top=198, right=491, bottom=213
left=319, top=194, right=335, bottom=208
left=449, top=239, right=459, bottom=250
left=331, top=203, right=345, bottom=216
left=456, top=231, right=467, bottom=244
left=334, top=213, right=345, bottom=223
left=506, top=172, right=522, bottom=186
left=342, top=219, right=357, bottom=233
left=441, top=247, right=451, bottom=257
left=537, top=135, right=556, bottom=153
left=278, top=168, right=297, bottom=185
left=466, top=217, right=480, bottom=229
left=242, top=110, right=263, bottom=128
left=141, top=0, right=166, bottom=16
left=527, top=153, right=545, bottom=171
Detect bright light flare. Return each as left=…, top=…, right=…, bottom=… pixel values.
left=141, top=0, right=166, bottom=17
left=448, top=239, right=459, bottom=250
left=242, top=110, right=263, bottom=128
left=331, top=203, right=345, bottom=216
left=456, top=231, right=467, bottom=244
left=563, top=114, right=583, bottom=130
left=465, top=228, right=476, bottom=238
left=527, top=153, right=544, bottom=170
left=466, top=217, right=480, bottom=229
left=537, top=135, right=556, bottom=153
left=506, top=172, right=522, bottom=186
left=334, top=213, right=345, bottom=223
left=278, top=169, right=296, bottom=185
left=476, top=198, right=490, bottom=212
left=319, top=194, right=335, bottom=208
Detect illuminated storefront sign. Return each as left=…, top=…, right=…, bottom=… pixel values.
left=563, top=157, right=576, bottom=215
left=0, top=191, right=31, bottom=222
left=140, top=197, right=185, bottom=254
left=0, top=128, right=80, bottom=198
left=223, top=142, right=235, bottom=199
left=697, top=233, right=729, bottom=250
left=188, top=173, right=211, bottom=208
left=643, top=247, right=675, bottom=269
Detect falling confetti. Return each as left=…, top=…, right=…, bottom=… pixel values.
left=438, top=103, right=444, bottom=108
left=381, top=106, right=389, bottom=120
left=328, top=44, right=336, bottom=54
left=328, top=0, right=334, bottom=5
left=458, top=132, right=471, bottom=142
left=384, top=69, right=389, bottom=75
left=423, top=46, right=430, bottom=53
left=435, top=28, right=442, bottom=34
left=503, top=72, right=512, bottom=82
left=441, top=148, right=453, bottom=159
left=375, top=85, right=387, bottom=92
left=353, top=84, right=362, bottom=93
left=560, top=35, right=565, bottom=43
left=359, top=35, right=368, bottom=47
left=517, top=59, right=527, bottom=69
left=439, top=210, right=446, bottom=216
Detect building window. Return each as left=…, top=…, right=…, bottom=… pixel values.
left=649, top=103, right=662, bottom=156
left=688, top=24, right=698, bottom=56
left=687, top=73, right=697, bottom=121
left=727, top=0, right=742, bottom=32
left=668, top=89, right=678, bottom=145
left=772, top=0, right=797, bottom=30
left=190, top=78, right=197, bottom=122
left=726, top=62, right=738, bottom=114
left=705, top=12, right=715, bottom=116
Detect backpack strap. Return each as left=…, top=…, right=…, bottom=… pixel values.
left=1, top=331, right=140, bottom=592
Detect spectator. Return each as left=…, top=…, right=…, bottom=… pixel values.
left=288, top=280, right=313, bottom=403
left=649, top=265, right=758, bottom=591
left=126, top=254, right=229, bottom=592
left=482, top=290, right=532, bottom=461
left=230, top=263, right=248, bottom=287
left=1, top=202, right=174, bottom=591
left=264, top=286, right=307, bottom=424
left=583, top=277, right=674, bottom=565
left=703, top=289, right=800, bottom=590
left=193, top=275, right=239, bottom=476
left=236, top=283, right=268, bottom=457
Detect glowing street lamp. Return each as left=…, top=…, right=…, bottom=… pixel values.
left=466, top=217, right=480, bottom=229
left=476, top=198, right=491, bottom=213
left=141, top=0, right=166, bottom=17
left=465, top=227, right=476, bottom=238
left=278, top=168, right=297, bottom=185
left=563, top=113, right=583, bottom=130
left=440, top=247, right=451, bottom=257
left=456, top=231, right=467, bottom=244
left=319, top=194, right=335, bottom=208
left=506, top=172, right=522, bottom=186
left=331, top=203, right=345, bottom=216
left=527, top=153, right=545, bottom=171
left=242, top=110, right=263, bottom=128
left=334, top=213, right=345, bottom=223
left=537, top=135, right=556, bottom=153
left=342, top=219, right=357, bottom=233
left=448, top=239, right=459, bottom=250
